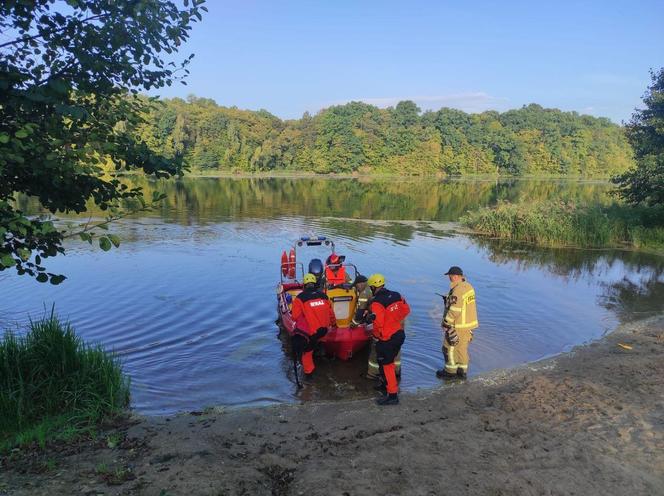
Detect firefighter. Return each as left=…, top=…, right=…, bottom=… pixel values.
left=325, top=253, right=351, bottom=287
left=367, top=273, right=410, bottom=406
left=436, top=266, right=479, bottom=379
left=291, top=273, right=337, bottom=377
left=351, top=274, right=372, bottom=327
left=354, top=274, right=403, bottom=381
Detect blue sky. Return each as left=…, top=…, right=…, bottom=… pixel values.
left=155, top=0, right=664, bottom=123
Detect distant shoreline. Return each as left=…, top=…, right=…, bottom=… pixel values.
left=134, top=170, right=617, bottom=183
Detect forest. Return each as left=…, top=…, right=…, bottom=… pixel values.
left=136, top=97, right=635, bottom=176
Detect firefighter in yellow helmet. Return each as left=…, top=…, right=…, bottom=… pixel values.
left=436, top=266, right=478, bottom=379
left=353, top=274, right=403, bottom=381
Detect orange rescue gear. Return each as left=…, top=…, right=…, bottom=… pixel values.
left=370, top=288, right=410, bottom=396
left=325, top=265, right=348, bottom=286
left=288, top=248, right=296, bottom=279
left=281, top=251, right=288, bottom=277
left=291, top=289, right=337, bottom=334
left=370, top=289, right=411, bottom=341
left=291, top=288, right=337, bottom=375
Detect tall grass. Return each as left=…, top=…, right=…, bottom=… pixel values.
left=0, top=312, right=129, bottom=450
left=461, top=201, right=664, bottom=252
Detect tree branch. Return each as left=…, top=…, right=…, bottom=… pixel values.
left=0, top=14, right=109, bottom=50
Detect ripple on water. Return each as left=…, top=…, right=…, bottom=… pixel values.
left=2, top=212, right=660, bottom=415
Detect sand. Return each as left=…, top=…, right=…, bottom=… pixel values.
left=2, top=316, right=663, bottom=496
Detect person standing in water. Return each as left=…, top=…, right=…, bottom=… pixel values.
left=436, top=266, right=479, bottom=379
left=367, top=273, right=410, bottom=406
left=291, top=273, right=337, bottom=377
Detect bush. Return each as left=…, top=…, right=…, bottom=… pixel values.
left=460, top=201, right=664, bottom=252
left=0, top=313, right=129, bottom=449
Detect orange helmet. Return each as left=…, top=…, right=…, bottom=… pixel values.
left=328, top=254, right=341, bottom=265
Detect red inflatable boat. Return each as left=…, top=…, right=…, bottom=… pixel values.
left=276, top=236, right=370, bottom=360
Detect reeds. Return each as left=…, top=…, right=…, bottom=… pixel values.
left=0, top=312, right=129, bottom=449
left=461, top=201, right=664, bottom=252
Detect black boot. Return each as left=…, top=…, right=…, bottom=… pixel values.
left=373, top=380, right=387, bottom=393
left=436, top=368, right=458, bottom=378
left=376, top=393, right=399, bottom=406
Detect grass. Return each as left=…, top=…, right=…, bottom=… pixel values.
left=0, top=312, right=130, bottom=451
left=461, top=200, right=664, bottom=253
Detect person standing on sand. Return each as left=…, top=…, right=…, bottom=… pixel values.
left=436, top=266, right=479, bottom=379
left=367, top=273, right=410, bottom=406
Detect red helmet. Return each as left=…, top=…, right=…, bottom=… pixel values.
left=328, top=254, right=340, bottom=265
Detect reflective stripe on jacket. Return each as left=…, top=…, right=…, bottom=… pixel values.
left=443, top=279, right=478, bottom=331
left=292, top=288, right=337, bottom=336
left=370, top=288, right=411, bottom=341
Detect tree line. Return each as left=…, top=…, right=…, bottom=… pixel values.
left=136, top=97, right=634, bottom=176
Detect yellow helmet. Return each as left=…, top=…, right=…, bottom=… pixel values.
left=367, top=273, right=385, bottom=288
left=303, top=273, right=317, bottom=285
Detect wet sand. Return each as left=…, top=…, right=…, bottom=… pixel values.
left=2, top=316, right=663, bottom=496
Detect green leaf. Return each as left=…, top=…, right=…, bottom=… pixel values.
left=49, top=274, right=66, bottom=285
left=17, top=248, right=31, bottom=261
left=36, top=273, right=48, bottom=283
left=15, top=129, right=28, bottom=139
left=108, top=234, right=121, bottom=248
left=79, top=232, right=92, bottom=243
left=99, top=236, right=112, bottom=251
left=0, top=133, right=9, bottom=144
left=1, top=254, right=15, bottom=268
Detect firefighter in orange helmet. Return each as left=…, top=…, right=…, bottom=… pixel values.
left=291, top=273, right=337, bottom=377
left=367, top=273, right=410, bottom=406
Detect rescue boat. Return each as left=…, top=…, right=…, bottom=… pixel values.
left=276, top=236, right=371, bottom=360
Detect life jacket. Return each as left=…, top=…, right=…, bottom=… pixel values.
left=325, top=266, right=347, bottom=286
left=370, top=288, right=410, bottom=341
left=291, top=288, right=337, bottom=336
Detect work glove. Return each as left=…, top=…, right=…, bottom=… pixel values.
left=291, top=334, right=306, bottom=357
left=445, top=328, right=459, bottom=346
left=365, top=313, right=376, bottom=324
left=315, top=327, right=328, bottom=339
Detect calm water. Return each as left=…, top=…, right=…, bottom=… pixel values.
left=3, top=177, right=663, bottom=415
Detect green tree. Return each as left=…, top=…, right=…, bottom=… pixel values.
left=0, top=0, right=206, bottom=282
left=613, top=68, right=664, bottom=206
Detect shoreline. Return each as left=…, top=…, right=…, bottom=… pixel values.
left=144, top=170, right=617, bottom=183
left=2, top=315, right=663, bottom=495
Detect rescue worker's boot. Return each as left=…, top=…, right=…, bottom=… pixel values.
left=376, top=393, right=399, bottom=406
left=373, top=380, right=387, bottom=393
left=436, top=368, right=458, bottom=378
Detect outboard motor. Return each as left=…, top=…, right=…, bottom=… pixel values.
left=308, top=258, right=324, bottom=287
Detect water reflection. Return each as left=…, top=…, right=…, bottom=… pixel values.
left=474, top=237, right=664, bottom=321
left=18, top=176, right=613, bottom=225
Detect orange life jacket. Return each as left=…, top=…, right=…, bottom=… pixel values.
left=325, top=266, right=347, bottom=286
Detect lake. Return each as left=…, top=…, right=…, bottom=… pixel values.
left=2, top=177, right=663, bottom=415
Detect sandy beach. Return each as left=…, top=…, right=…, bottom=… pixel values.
left=2, top=315, right=663, bottom=496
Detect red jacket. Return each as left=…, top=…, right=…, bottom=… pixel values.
left=370, top=288, right=410, bottom=341
left=292, top=288, right=336, bottom=336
